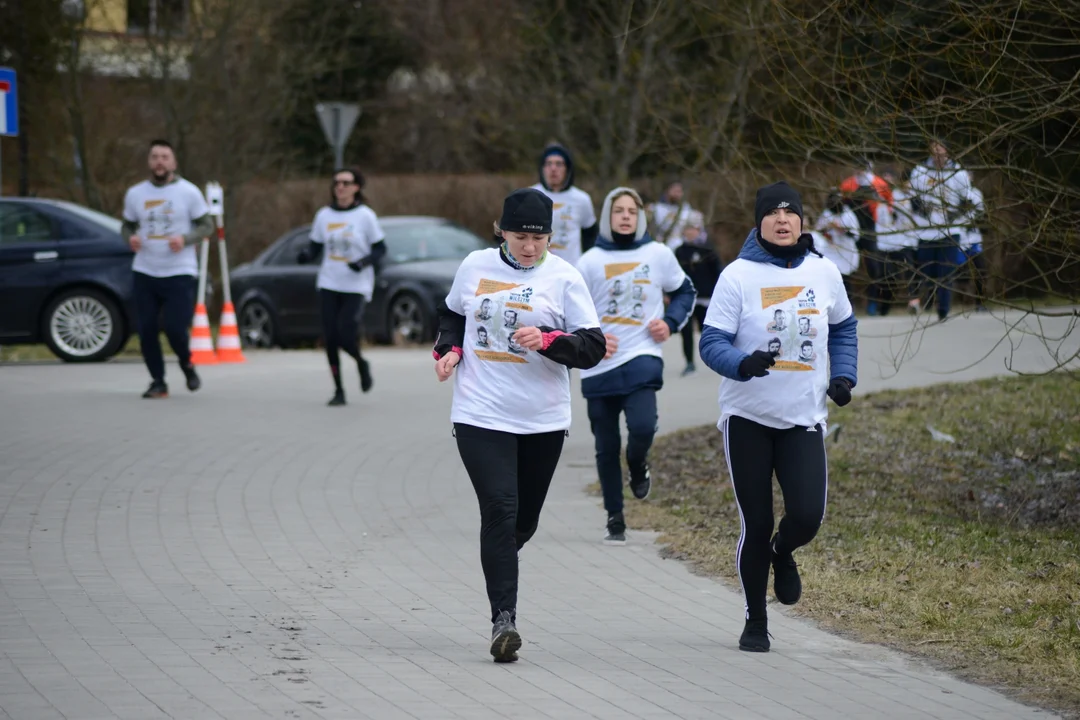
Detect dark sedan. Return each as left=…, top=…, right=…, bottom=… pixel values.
left=230, top=216, right=490, bottom=347
left=0, top=197, right=137, bottom=362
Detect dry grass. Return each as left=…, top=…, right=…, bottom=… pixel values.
left=612, top=374, right=1080, bottom=718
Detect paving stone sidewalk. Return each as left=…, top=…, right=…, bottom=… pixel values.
left=1, top=312, right=1074, bottom=719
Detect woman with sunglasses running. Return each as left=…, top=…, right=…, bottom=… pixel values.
left=299, top=167, right=386, bottom=405
left=434, top=188, right=605, bottom=663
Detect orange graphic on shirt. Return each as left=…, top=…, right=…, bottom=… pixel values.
left=760, top=286, right=804, bottom=309
left=144, top=199, right=165, bottom=209
left=773, top=360, right=814, bottom=371
left=604, top=262, right=640, bottom=280
left=602, top=316, right=643, bottom=326
left=552, top=203, right=565, bottom=210
left=505, top=302, right=533, bottom=311
left=475, top=279, right=521, bottom=296
left=475, top=350, right=528, bottom=364
left=327, top=222, right=347, bottom=231
left=797, top=308, right=821, bottom=315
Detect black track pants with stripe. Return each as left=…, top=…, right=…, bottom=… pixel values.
left=723, top=414, right=828, bottom=621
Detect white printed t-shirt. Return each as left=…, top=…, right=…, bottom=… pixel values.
left=310, top=204, right=385, bottom=298
left=577, top=241, right=689, bottom=379
left=812, top=208, right=861, bottom=276
left=530, top=184, right=597, bottom=266
left=122, top=178, right=210, bottom=278
left=445, top=248, right=600, bottom=434
left=704, top=255, right=853, bottom=430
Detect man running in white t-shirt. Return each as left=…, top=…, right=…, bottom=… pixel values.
left=121, top=139, right=215, bottom=398
left=531, top=144, right=598, bottom=267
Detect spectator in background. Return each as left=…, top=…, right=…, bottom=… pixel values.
left=531, top=143, right=598, bottom=266
left=840, top=160, right=893, bottom=316
left=812, top=190, right=861, bottom=297
left=908, top=139, right=974, bottom=321
left=873, top=169, right=921, bottom=315
left=649, top=179, right=696, bottom=250
left=674, top=210, right=722, bottom=376
left=956, top=184, right=988, bottom=312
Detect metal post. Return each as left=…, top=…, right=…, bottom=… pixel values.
left=196, top=238, right=210, bottom=307
left=332, top=107, right=343, bottom=169
left=215, top=219, right=232, bottom=306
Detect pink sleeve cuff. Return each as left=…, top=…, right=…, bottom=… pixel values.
left=540, top=330, right=568, bottom=351
left=434, top=346, right=463, bottom=360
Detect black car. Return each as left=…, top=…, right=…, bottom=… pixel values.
left=0, top=197, right=137, bottom=362
left=230, top=216, right=491, bottom=347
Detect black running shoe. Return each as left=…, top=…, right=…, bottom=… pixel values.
left=629, top=462, right=651, bottom=500
left=358, top=359, right=373, bottom=393
left=771, top=536, right=802, bottom=605
left=327, top=389, right=346, bottom=406
left=181, top=363, right=201, bottom=392
left=604, top=512, right=626, bottom=545
left=142, top=381, right=168, bottom=399
left=490, top=610, right=521, bottom=663
left=739, top=618, right=770, bottom=652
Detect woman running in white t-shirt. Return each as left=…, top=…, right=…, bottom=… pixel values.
left=699, top=181, right=859, bottom=653
left=433, top=188, right=606, bottom=663
left=299, top=168, right=386, bottom=406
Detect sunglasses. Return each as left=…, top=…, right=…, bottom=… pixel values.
left=333, top=179, right=357, bottom=187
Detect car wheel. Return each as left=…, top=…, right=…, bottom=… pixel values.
left=239, top=299, right=276, bottom=348
left=387, top=291, right=429, bottom=344
left=42, top=288, right=125, bottom=362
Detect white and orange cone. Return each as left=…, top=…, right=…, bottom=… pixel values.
left=215, top=302, right=246, bottom=363
left=190, top=303, right=219, bottom=365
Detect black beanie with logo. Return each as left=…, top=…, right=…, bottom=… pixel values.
left=499, top=188, right=553, bottom=235
left=754, top=181, right=804, bottom=235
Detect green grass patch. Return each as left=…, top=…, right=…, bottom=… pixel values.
left=619, top=374, right=1080, bottom=717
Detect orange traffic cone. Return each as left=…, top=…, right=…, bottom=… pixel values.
left=190, top=303, right=219, bottom=365
left=216, top=302, right=246, bottom=363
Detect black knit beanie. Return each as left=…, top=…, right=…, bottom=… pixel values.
left=499, top=188, right=553, bottom=234
left=754, top=181, right=803, bottom=236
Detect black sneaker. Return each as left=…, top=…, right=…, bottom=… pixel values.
left=771, top=536, right=802, bottom=605
left=603, top=512, right=626, bottom=545
left=490, top=610, right=521, bottom=663
left=358, top=359, right=373, bottom=393
left=629, top=463, right=651, bottom=500
left=142, top=381, right=168, bottom=399
left=681, top=364, right=696, bottom=377
left=327, top=389, right=346, bottom=406
left=739, top=618, right=770, bottom=652
left=181, top=363, right=201, bottom=392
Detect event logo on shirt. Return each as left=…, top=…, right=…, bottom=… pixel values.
left=507, top=286, right=534, bottom=311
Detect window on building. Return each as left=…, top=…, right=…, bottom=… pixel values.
left=127, top=0, right=187, bottom=36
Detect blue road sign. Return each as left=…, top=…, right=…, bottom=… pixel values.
left=0, top=67, right=18, bottom=137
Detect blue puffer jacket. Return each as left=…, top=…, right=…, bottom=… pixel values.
left=698, top=230, right=858, bottom=385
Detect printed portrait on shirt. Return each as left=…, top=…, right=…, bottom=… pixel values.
left=325, top=222, right=356, bottom=261
left=503, top=309, right=519, bottom=330
left=600, top=261, right=651, bottom=326
left=476, top=298, right=493, bottom=322
left=797, top=316, right=817, bottom=339
left=767, top=307, right=789, bottom=333
left=759, top=285, right=820, bottom=372
left=143, top=199, right=175, bottom=239
left=476, top=325, right=490, bottom=348
left=507, top=333, right=527, bottom=356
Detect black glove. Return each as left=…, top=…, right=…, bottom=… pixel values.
left=827, top=378, right=852, bottom=407
left=738, top=350, right=776, bottom=378
left=297, top=249, right=311, bottom=264
left=347, top=260, right=363, bottom=272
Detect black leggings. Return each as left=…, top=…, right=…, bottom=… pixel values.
left=134, top=272, right=196, bottom=383
left=724, top=415, right=828, bottom=621
left=454, top=423, right=566, bottom=623
left=680, top=305, right=708, bottom=366
left=319, top=289, right=364, bottom=370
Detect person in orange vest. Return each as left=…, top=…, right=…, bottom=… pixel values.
left=839, top=161, right=893, bottom=316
